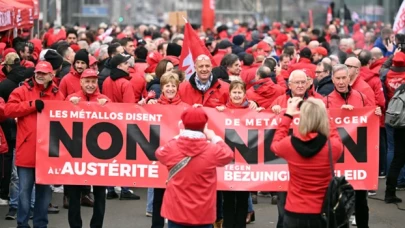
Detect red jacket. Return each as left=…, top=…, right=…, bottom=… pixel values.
left=134, top=61, right=148, bottom=74
left=369, top=58, right=386, bottom=75
left=240, top=63, right=261, bottom=89
left=213, top=49, right=228, bottom=66
left=4, top=79, right=64, bottom=167
left=351, top=76, right=376, bottom=105
left=323, top=88, right=371, bottom=108
left=271, top=115, right=343, bottom=214
left=156, top=132, right=233, bottom=225
left=0, top=98, right=8, bottom=154
left=157, top=93, right=188, bottom=107
left=360, top=67, right=385, bottom=108
left=59, top=67, right=82, bottom=97
left=385, top=53, right=405, bottom=101
left=246, top=78, right=285, bottom=108
left=0, top=66, right=5, bottom=82
left=66, top=89, right=110, bottom=103
left=102, top=72, right=136, bottom=103
left=287, top=58, right=316, bottom=79
left=270, top=91, right=319, bottom=109
left=129, top=67, right=147, bottom=102
left=21, top=60, right=35, bottom=68
left=178, top=74, right=229, bottom=108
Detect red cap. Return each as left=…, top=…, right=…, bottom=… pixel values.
left=181, top=107, right=208, bottom=131
left=81, top=69, right=98, bottom=78
left=257, top=41, right=271, bottom=52
left=35, top=61, right=53, bottom=74
left=3, top=48, right=16, bottom=60
left=393, top=52, right=405, bottom=67
left=89, top=55, right=98, bottom=66
left=313, top=47, right=328, bottom=57
left=70, top=43, right=80, bottom=53
left=275, top=33, right=288, bottom=46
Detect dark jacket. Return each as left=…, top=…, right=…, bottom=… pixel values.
left=58, top=60, right=71, bottom=79
left=232, top=45, right=244, bottom=55
left=0, top=65, right=32, bottom=146
left=98, top=58, right=108, bottom=73
left=98, top=58, right=112, bottom=92
left=146, top=77, right=161, bottom=99
left=315, top=75, right=334, bottom=96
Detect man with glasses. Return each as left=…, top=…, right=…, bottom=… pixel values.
left=314, top=62, right=333, bottom=96
left=345, top=57, right=376, bottom=106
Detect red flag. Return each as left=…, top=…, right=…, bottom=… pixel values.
left=179, top=22, right=216, bottom=80
left=308, top=10, right=313, bottom=28
left=326, top=6, right=332, bottom=25
left=202, top=0, right=215, bottom=30
left=393, top=0, right=405, bottom=34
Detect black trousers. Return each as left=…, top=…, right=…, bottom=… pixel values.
left=283, top=212, right=326, bottom=228
left=222, top=191, right=249, bottom=228
left=65, top=185, right=106, bottom=228
left=0, top=145, right=13, bottom=199
left=379, top=127, right=387, bottom=175
left=386, top=128, right=405, bottom=194
left=151, top=188, right=165, bottom=228
left=64, top=185, right=91, bottom=197
left=354, top=190, right=369, bottom=228
left=276, top=192, right=287, bottom=228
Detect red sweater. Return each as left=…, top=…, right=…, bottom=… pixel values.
left=271, top=115, right=343, bottom=214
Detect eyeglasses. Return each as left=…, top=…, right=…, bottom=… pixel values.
left=345, top=64, right=359, bottom=69
left=290, top=80, right=307, bottom=85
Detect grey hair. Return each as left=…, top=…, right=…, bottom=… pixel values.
left=332, top=64, right=348, bottom=77
left=77, top=40, right=89, bottom=51
left=89, top=42, right=101, bottom=55
left=98, top=44, right=109, bottom=61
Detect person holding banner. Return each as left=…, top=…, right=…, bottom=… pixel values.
left=216, top=80, right=258, bottom=227
left=323, top=64, right=381, bottom=228
left=64, top=68, right=109, bottom=228
left=270, top=96, right=343, bottom=228
left=4, top=61, right=65, bottom=228
left=156, top=107, right=234, bottom=228
left=146, top=72, right=188, bottom=228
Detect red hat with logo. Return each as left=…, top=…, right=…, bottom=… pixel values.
left=35, top=61, right=53, bottom=74
left=181, top=107, right=208, bottom=131
left=81, top=69, right=98, bottom=78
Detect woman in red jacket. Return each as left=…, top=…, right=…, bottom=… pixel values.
left=216, top=80, right=258, bottom=228
left=271, top=97, right=343, bottom=228
left=156, top=107, right=234, bottom=228
left=147, top=72, right=188, bottom=227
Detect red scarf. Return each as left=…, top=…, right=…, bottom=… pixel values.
left=157, top=93, right=183, bottom=105
left=225, top=98, right=250, bottom=109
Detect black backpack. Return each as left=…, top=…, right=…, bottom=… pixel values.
left=321, top=140, right=356, bottom=228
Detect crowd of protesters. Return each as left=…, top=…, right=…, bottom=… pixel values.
left=0, top=14, right=403, bottom=228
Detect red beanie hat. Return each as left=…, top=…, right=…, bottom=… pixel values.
left=181, top=107, right=208, bottom=131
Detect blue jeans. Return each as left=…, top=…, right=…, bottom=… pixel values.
left=168, top=221, right=213, bottom=228
left=9, top=149, right=35, bottom=210
left=107, top=186, right=131, bottom=193
left=248, top=193, right=253, bottom=212
left=146, top=188, right=153, bottom=213
left=17, top=167, right=52, bottom=228
left=386, top=124, right=405, bottom=184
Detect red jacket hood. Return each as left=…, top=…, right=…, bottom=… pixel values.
left=252, top=78, right=277, bottom=97
left=177, top=136, right=210, bottom=157
left=69, top=67, right=81, bottom=77
left=359, top=66, right=375, bottom=82
left=369, top=58, right=386, bottom=74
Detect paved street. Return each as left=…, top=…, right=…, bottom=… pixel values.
left=0, top=180, right=404, bottom=228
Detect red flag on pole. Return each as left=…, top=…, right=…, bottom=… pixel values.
left=326, top=6, right=333, bottom=25
left=179, top=22, right=217, bottom=80
left=308, top=10, right=313, bottom=28
left=202, top=0, right=215, bottom=30
left=393, top=0, right=405, bottom=34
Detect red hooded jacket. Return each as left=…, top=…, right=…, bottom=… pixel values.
left=213, top=49, right=228, bottom=66
left=4, top=79, right=64, bottom=167
left=156, top=132, right=233, bottom=225
left=323, top=88, right=371, bottom=108
left=240, top=63, right=261, bottom=90
left=102, top=71, right=136, bottom=103
left=178, top=74, right=229, bottom=108
left=246, top=78, right=285, bottom=108
left=271, top=115, right=343, bottom=214
left=59, top=67, right=83, bottom=97
left=359, top=66, right=385, bottom=107
left=385, top=52, right=405, bottom=101
left=65, top=89, right=110, bottom=103
left=129, top=67, right=147, bottom=102
left=287, top=58, right=316, bottom=79
left=351, top=75, right=376, bottom=105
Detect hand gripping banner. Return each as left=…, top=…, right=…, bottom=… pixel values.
left=36, top=101, right=379, bottom=191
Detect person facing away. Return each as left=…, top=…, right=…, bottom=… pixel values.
left=271, top=97, right=343, bottom=228
left=156, top=107, right=234, bottom=228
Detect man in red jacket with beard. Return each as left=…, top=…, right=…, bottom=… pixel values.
left=4, top=61, right=65, bottom=228
left=323, top=64, right=381, bottom=228
left=59, top=49, right=89, bottom=97
left=246, top=66, right=284, bottom=108
left=65, top=69, right=109, bottom=228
